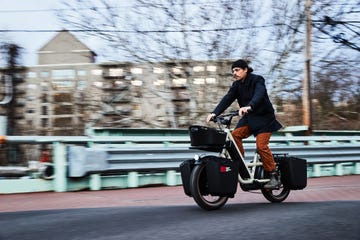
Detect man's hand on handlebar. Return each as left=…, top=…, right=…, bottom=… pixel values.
left=206, top=113, right=216, bottom=123
left=206, top=110, right=240, bottom=127
left=238, top=106, right=252, bottom=117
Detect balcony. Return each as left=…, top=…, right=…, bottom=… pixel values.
left=102, top=94, right=131, bottom=103
left=102, top=85, right=130, bottom=91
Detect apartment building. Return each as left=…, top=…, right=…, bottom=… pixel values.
left=1, top=30, right=235, bottom=137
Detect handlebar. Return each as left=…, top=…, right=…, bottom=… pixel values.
left=210, top=110, right=239, bottom=128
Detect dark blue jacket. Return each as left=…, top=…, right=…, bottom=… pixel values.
left=212, top=73, right=282, bottom=136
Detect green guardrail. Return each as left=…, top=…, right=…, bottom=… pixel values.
left=0, top=130, right=359, bottom=194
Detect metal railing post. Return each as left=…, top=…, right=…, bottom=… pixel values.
left=128, top=172, right=139, bottom=188
left=166, top=170, right=177, bottom=186
left=354, top=162, right=360, bottom=174
left=335, top=163, right=343, bottom=176
left=53, top=142, right=67, bottom=192
left=90, top=174, right=102, bottom=190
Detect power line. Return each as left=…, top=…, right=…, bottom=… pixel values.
left=0, top=24, right=286, bottom=34
left=4, top=20, right=356, bottom=34
left=0, top=1, right=233, bottom=14
left=313, top=20, right=360, bottom=24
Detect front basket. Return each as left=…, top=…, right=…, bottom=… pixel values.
left=189, top=125, right=226, bottom=147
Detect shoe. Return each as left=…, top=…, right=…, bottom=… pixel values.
left=264, top=171, right=280, bottom=189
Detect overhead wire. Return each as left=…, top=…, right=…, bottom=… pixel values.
left=0, top=23, right=287, bottom=33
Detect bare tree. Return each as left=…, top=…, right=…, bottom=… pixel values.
left=56, top=0, right=359, bottom=129
left=57, top=1, right=265, bottom=61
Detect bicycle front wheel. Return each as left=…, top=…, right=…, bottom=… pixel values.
left=189, top=163, right=228, bottom=210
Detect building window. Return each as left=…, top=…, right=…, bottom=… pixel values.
left=153, top=79, right=165, bottom=86
left=153, top=67, right=164, bottom=74
left=54, top=105, right=73, bottom=115
left=41, top=119, right=48, bottom=128
left=77, top=70, right=87, bottom=76
left=108, top=68, right=123, bottom=77
left=78, top=80, right=87, bottom=90
left=91, top=69, right=102, bottom=75
left=207, top=65, right=217, bottom=72
left=40, top=71, right=49, bottom=78
left=52, top=69, right=75, bottom=79
left=27, top=72, right=37, bottom=78
left=206, top=78, right=217, bottom=84
left=52, top=81, right=75, bottom=90
left=93, top=81, right=103, bottom=88
left=131, top=68, right=143, bottom=74
left=53, top=93, right=72, bottom=102
left=172, top=67, right=183, bottom=75
left=131, top=80, right=143, bottom=86
left=27, top=96, right=36, bottom=101
left=193, top=78, right=205, bottom=85
left=193, top=66, right=205, bottom=72
left=42, top=106, right=47, bottom=115
left=54, top=117, right=72, bottom=127
left=27, top=84, right=37, bottom=89
left=41, top=82, right=50, bottom=91
left=172, top=78, right=187, bottom=86
left=41, top=94, right=48, bottom=103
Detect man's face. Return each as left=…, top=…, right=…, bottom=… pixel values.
left=232, top=67, right=247, bottom=81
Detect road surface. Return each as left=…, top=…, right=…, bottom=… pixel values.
left=0, top=175, right=359, bottom=240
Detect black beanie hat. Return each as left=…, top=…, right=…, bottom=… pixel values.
left=231, top=59, right=248, bottom=69
left=231, top=59, right=253, bottom=72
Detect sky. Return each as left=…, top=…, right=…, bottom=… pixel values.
left=0, top=0, right=277, bottom=68
left=0, top=0, right=101, bottom=66
left=1, top=0, right=359, bottom=69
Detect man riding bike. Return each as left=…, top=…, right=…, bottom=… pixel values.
left=206, top=59, right=282, bottom=189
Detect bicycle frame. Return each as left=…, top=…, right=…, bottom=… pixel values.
left=185, top=111, right=293, bottom=210
left=217, top=124, right=271, bottom=186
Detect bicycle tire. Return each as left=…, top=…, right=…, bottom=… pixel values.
left=189, top=163, right=228, bottom=210
left=261, top=185, right=291, bottom=203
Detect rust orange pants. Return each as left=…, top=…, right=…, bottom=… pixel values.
left=232, top=126, right=275, bottom=172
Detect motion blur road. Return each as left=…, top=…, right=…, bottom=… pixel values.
left=1, top=175, right=359, bottom=240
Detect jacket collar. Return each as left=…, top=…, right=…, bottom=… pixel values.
left=240, top=73, right=252, bottom=86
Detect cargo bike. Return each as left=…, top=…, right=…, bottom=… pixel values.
left=180, top=111, right=307, bottom=210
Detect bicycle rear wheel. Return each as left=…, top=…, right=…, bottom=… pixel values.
left=189, top=163, right=228, bottom=210
left=261, top=184, right=290, bottom=202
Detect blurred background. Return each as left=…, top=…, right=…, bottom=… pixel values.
left=0, top=0, right=359, bottom=165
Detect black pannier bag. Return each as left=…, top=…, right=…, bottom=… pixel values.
left=278, top=156, right=307, bottom=190
left=189, top=125, right=226, bottom=147
left=205, top=156, right=239, bottom=197
left=179, top=159, right=195, bottom=196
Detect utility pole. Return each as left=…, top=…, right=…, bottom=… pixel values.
left=303, top=0, right=313, bottom=135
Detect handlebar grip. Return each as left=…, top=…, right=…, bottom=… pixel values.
left=210, top=116, right=217, bottom=123
left=231, top=110, right=239, bottom=116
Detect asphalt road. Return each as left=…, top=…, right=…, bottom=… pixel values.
left=0, top=175, right=359, bottom=240
left=0, top=201, right=359, bottom=240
